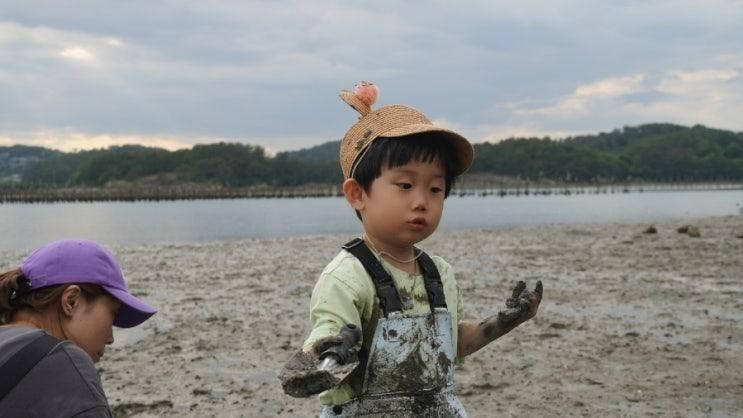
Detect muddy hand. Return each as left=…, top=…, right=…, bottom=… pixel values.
left=317, top=324, right=361, bottom=365
left=280, top=324, right=362, bottom=398
left=500, top=280, right=542, bottom=325
left=481, top=280, right=543, bottom=341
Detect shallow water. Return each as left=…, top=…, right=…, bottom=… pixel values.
left=0, top=189, right=741, bottom=251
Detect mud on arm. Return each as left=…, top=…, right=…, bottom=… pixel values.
left=280, top=274, right=366, bottom=397
left=457, top=280, right=543, bottom=357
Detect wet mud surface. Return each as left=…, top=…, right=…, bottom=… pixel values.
left=3, top=215, right=742, bottom=417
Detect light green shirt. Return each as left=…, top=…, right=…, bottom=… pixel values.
left=303, top=249, right=464, bottom=406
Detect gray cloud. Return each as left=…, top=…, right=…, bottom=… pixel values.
left=1, top=1, right=742, bottom=151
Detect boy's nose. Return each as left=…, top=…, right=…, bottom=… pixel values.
left=412, top=191, right=427, bottom=211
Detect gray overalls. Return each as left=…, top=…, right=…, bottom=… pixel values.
left=321, top=238, right=468, bottom=418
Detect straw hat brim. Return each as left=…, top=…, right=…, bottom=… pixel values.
left=381, top=124, right=474, bottom=176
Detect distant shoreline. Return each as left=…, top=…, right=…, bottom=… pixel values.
left=1, top=181, right=742, bottom=204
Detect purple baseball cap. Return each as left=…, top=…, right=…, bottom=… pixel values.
left=20, top=239, right=156, bottom=328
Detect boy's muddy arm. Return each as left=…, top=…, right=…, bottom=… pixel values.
left=280, top=324, right=362, bottom=398
left=458, top=280, right=543, bottom=357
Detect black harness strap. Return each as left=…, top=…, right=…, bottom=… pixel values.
left=417, top=250, right=448, bottom=310
left=343, top=238, right=402, bottom=316
left=0, top=333, right=60, bottom=401
left=342, top=238, right=448, bottom=316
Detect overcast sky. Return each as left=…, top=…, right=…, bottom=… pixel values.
left=1, top=1, right=742, bottom=153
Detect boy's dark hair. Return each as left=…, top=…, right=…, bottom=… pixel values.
left=351, top=133, right=458, bottom=220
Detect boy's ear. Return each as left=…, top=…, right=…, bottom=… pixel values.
left=342, top=178, right=365, bottom=211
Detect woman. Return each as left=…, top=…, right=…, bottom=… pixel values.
left=0, top=239, right=156, bottom=417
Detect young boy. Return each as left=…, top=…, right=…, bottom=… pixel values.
left=302, top=83, right=542, bottom=417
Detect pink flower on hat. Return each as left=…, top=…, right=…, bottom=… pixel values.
left=353, top=81, right=379, bottom=108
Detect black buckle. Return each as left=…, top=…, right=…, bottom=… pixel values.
left=342, top=237, right=364, bottom=250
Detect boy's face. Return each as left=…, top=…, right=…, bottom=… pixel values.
left=358, top=159, right=446, bottom=249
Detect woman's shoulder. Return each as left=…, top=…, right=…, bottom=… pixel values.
left=40, top=339, right=108, bottom=403
left=0, top=325, right=46, bottom=362
left=0, top=327, right=98, bottom=376
left=0, top=326, right=110, bottom=416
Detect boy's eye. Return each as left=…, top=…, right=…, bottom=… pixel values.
left=430, top=187, right=443, bottom=194
left=396, top=183, right=412, bottom=190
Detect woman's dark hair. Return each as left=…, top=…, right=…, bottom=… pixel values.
left=350, top=133, right=458, bottom=220
left=0, top=269, right=108, bottom=325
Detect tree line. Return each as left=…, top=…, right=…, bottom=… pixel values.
left=2, top=123, right=742, bottom=188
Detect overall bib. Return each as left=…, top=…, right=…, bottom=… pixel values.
left=321, top=239, right=468, bottom=418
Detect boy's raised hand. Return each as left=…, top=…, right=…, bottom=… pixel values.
left=499, top=280, right=542, bottom=326
left=480, top=280, right=543, bottom=341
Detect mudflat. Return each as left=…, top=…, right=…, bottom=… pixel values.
left=3, top=215, right=741, bottom=417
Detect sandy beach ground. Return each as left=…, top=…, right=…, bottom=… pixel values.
left=3, top=215, right=742, bottom=417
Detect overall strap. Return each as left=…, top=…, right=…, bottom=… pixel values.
left=342, top=238, right=402, bottom=316
left=416, top=250, right=449, bottom=311
left=0, top=333, right=60, bottom=401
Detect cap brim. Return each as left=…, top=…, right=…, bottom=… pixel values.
left=104, top=286, right=157, bottom=328
left=382, top=124, right=474, bottom=176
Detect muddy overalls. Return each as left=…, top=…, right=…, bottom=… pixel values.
left=321, top=238, right=468, bottom=418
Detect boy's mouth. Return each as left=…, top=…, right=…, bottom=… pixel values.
left=408, top=217, right=427, bottom=229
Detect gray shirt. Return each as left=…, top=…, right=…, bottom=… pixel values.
left=0, top=326, right=112, bottom=418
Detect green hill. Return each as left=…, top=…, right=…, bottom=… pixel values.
left=0, top=145, right=63, bottom=172
left=279, top=140, right=339, bottom=162
left=4, top=123, right=743, bottom=188
left=0, top=145, right=64, bottom=183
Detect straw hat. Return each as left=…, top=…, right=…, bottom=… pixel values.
left=339, top=82, right=474, bottom=179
